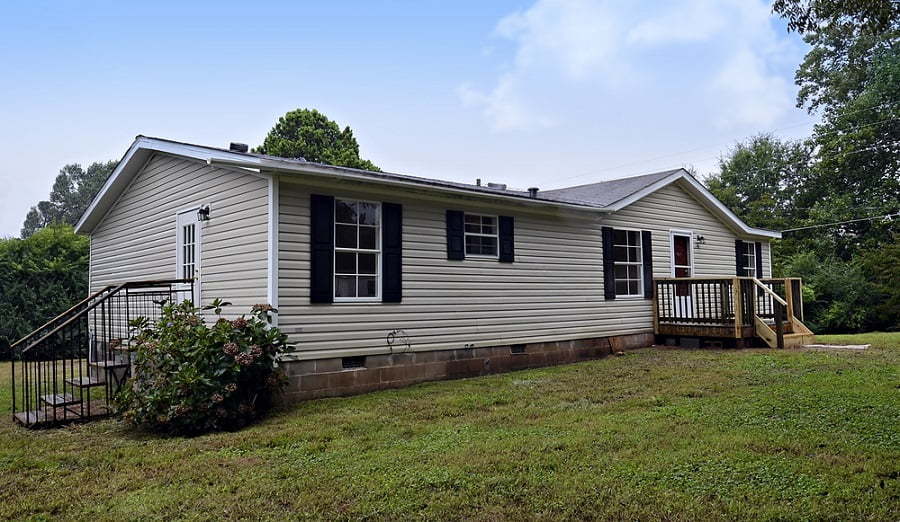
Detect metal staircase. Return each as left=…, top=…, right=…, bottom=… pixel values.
left=10, top=279, right=192, bottom=428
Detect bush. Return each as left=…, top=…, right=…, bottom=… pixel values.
left=782, top=252, right=877, bottom=333
left=0, top=225, right=88, bottom=359
left=116, top=299, right=289, bottom=435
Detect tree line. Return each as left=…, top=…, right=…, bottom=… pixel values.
left=706, top=0, right=899, bottom=332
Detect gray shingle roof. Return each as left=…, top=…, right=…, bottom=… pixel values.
left=541, top=169, right=684, bottom=207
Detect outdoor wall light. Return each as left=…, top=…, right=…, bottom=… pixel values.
left=696, top=235, right=706, bottom=247
left=197, top=205, right=211, bottom=222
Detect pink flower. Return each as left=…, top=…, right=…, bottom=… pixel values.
left=211, top=393, right=224, bottom=403
left=235, top=353, right=256, bottom=366
left=225, top=383, right=237, bottom=393
left=231, top=317, right=249, bottom=329
left=223, top=342, right=239, bottom=356
left=250, top=344, right=262, bottom=356
left=251, top=304, right=274, bottom=313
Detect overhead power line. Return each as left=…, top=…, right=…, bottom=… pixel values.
left=554, top=99, right=900, bottom=185
left=781, top=213, right=899, bottom=233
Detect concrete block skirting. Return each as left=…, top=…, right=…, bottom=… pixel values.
left=279, top=332, right=655, bottom=403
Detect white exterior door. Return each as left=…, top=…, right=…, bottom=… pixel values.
left=176, top=209, right=201, bottom=304
left=670, top=231, right=694, bottom=318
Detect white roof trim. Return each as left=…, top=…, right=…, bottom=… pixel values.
left=75, top=137, right=779, bottom=240
left=75, top=137, right=273, bottom=233
left=206, top=157, right=604, bottom=213
left=604, top=169, right=781, bottom=239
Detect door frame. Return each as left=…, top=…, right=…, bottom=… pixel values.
left=668, top=229, right=695, bottom=277
left=175, top=206, right=203, bottom=304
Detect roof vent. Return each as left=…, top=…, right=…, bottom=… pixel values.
left=229, top=142, right=249, bottom=153
left=486, top=182, right=507, bottom=190
left=528, top=187, right=539, bottom=198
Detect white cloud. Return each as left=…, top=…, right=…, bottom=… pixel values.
left=626, top=0, right=726, bottom=45
left=460, top=0, right=802, bottom=133
left=710, top=46, right=795, bottom=128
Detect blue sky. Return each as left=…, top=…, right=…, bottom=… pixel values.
left=0, top=0, right=813, bottom=237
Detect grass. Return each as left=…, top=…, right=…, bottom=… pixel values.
left=0, top=333, right=898, bottom=521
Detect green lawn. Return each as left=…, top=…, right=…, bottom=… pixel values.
left=1, top=333, right=898, bottom=521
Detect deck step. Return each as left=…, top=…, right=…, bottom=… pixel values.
left=14, top=400, right=111, bottom=428
left=88, top=359, right=129, bottom=369
left=65, top=376, right=106, bottom=388
left=40, top=393, right=79, bottom=407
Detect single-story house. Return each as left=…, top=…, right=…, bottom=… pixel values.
left=54, top=135, right=813, bottom=405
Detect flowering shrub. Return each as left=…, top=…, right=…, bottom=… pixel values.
left=116, top=299, right=288, bottom=435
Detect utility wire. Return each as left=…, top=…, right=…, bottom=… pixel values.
left=782, top=213, right=899, bottom=233
left=553, top=99, right=900, bottom=185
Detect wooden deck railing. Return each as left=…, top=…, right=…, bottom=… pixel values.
left=652, top=277, right=806, bottom=348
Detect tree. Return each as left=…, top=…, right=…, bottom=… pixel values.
left=706, top=135, right=814, bottom=269
left=805, top=49, right=900, bottom=258
left=22, top=161, right=116, bottom=238
left=0, top=225, right=89, bottom=359
left=773, top=0, right=899, bottom=36
left=255, top=109, right=380, bottom=171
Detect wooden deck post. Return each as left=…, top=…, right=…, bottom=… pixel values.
left=783, top=278, right=795, bottom=324
left=732, top=277, right=743, bottom=340
left=651, top=280, right=659, bottom=334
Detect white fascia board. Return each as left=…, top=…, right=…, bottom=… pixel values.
left=75, top=137, right=271, bottom=234
left=266, top=175, right=279, bottom=323
left=605, top=169, right=781, bottom=240
left=75, top=138, right=144, bottom=233
left=208, top=157, right=604, bottom=213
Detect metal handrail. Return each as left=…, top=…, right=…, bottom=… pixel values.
left=9, top=285, right=116, bottom=352
left=19, top=279, right=194, bottom=355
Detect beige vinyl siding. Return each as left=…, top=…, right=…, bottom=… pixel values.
left=605, top=182, right=771, bottom=278
left=90, top=153, right=269, bottom=315
left=277, top=177, right=771, bottom=360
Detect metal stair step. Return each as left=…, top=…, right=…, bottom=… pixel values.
left=88, top=359, right=129, bottom=369
left=40, top=393, right=79, bottom=407
left=65, top=376, right=106, bottom=388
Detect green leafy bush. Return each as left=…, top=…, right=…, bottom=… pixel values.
left=116, top=299, right=289, bottom=435
left=0, top=225, right=88, bottom=359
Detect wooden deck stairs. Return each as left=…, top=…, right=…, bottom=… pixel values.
left=653, top=277, right=814, bottom=349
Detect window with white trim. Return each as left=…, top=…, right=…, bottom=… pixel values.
left=742, top=240, right=757, bottom=277
left=334, top=199, right=381, bottom=300
left=464, top=213, right=498, bottom=257
left=613, top=229, right=643, bottom=297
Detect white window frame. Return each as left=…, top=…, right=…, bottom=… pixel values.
left=333, top=198, right=382, bottom=303
left=612, top=227, right=644, bottom=298
left=742, top=240, right=757, bottom=277
left=463, top=213, right=499, bottom=259
left=669, top=229, right=695, bottom=278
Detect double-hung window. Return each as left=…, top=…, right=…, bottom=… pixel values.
left=742, top=240, right=757, bottom=277
left=613, top=229, right=643, bottom=297
left=464, top=213, right=498, bottom=257
left=334, top=199, right=381, bottom=300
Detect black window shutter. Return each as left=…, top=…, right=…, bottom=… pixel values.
left=498, top=216, right=515, bottom=263
left=382, top=202, right=403, bottom=302
left=310, top=194, right=334, bottom=303
left=446, top=210, right=465, bottom=260
left=602, top=226, right=616, bottom=300
left=735, top=239, right=746, bottom=276
left=641, top=230, right=653, bottom=299
left=754, top=242, right=763, bottom=278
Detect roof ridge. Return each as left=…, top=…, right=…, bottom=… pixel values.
left=544, top=168, right=683, bottom=193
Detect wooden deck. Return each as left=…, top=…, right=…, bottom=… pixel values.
left=652, top=277, right=814, bottom=348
